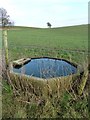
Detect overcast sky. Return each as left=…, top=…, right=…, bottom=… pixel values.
left=0, top=0, right=89, bottom=28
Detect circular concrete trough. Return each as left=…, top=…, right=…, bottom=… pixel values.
left=11, top=57, right=77, bottom=79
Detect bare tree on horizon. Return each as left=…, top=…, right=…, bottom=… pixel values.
left=0, top=8, right=14, bottom=27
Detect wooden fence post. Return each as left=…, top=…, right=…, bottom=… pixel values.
left=77, top=70, right=88, bottom=95
left=3, top=30, right=9, bottom=69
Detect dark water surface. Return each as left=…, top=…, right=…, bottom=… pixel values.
left=13, top=58, right=77, bottom=79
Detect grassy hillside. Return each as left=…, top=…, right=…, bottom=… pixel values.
left=7, top=25, right=88, bottom=65
left=7, top=25, right=88, bottom=51
left=2, top=25, right=89, bottom=119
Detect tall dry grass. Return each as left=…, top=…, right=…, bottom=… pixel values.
left=2, top=48, right=89, bottom=118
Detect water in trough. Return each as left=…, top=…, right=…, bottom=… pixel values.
left=13, top=57, right=77, bottom=79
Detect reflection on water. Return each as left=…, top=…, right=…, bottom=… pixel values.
left=13, top=58, right=77, bottom=79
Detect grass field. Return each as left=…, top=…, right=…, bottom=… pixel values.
left=7, top=24, right=88, bottom=66
left=8, top=25, right=88, bottom=50
left=2, top=24, right=89, bottom=119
